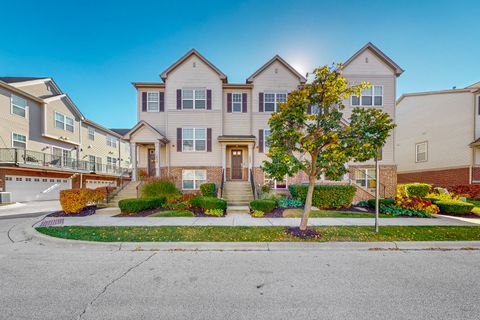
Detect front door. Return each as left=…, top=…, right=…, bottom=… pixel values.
left=231, top=150, right=243, bottom=180
left=147, top=149, right=156, bottom=177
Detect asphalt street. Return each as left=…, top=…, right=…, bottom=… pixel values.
left=0, top=217, right=479, bottom=320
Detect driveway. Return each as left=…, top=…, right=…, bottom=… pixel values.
left=0, top=200, right=60, bottom=219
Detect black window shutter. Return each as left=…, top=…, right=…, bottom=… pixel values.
left=141, top=92, right=147, bottom=112
left=242, top=93, right=247, bottom=113
left=258, top=129, right=264, bottom=153
left=207, top=90, right=212, bottom=110
left=259, top=92, right=264, bottom=112
left=227, top=93, right=232, bottom=113
left=207, top=128, right=212, bottom=152
left=177, top=128, right=182, bottom=152
left=176, top=89, right=182, bottom=110
left=159, top=92, right=164, bottom=112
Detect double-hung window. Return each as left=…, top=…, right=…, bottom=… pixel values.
left=182, top=89, right=206, bottom=109
left=352, top=86, right=383, bottom=106
left=106, top=136, right=117, bottom=148
left=182, top=169, right=207, bottom=190
left=264, top=129, right=271, bottom=150
left=12, top=133, right=26, bottom=149
left=232, top=93, right=242, bottom=112
left=147, top=92, right=159, bottom=112
left=182, top=128, right=206, bottom=152
left=107, top=156, right=117, bottom=167
left=264, top=93, right=287, bottom=112
left=416, top=142, right=428, bottom=162
left=88, top=127, right=95, bottom=140
left=11, top=95, right=27, bottom=117
left=55, top=112, right=65, bottom=129
left=65, top=117, right=74, bottom=133
left=355, top=168, right=376, bottom=189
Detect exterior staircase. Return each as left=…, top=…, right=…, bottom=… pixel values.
left=223, top=180, right=254, bottom=207
left=108, top=181, right=141, bottom=207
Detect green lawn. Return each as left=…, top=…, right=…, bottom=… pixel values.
left=282, top=208, right=396, bottom=218
left=36, top=226, right=480, bottom=242
left=148, top=210, right=194, bottom=217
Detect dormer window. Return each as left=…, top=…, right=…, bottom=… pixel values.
left=182, top=89, right=206, bottom=109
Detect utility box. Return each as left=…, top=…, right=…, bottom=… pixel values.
left=0, top=192, right=12, bottom=203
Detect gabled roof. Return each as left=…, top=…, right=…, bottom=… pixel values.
left=466, top=81, right=480, bottom=89
left=396, top=88, right=473, bottom=104
left=343, top=42, right=404, bottom=77
left=0, top=76, right=49, bottom=83
left=110, top=128, right=131, bottom=136
left=160, top=49, right=228, bottom=83
left=246, top=55, right=307, bottom=84
left=82, top=119, right=125, bottom=139
left=123, top=120, right=169, bottom=143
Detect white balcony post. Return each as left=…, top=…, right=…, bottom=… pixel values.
left=131, top=142, right=137, bottom=181
left=248, top=143, right=253, bottom=182
left=221, top=144, right=226, bottom=181
left=155, top=141, right=161, bottom=177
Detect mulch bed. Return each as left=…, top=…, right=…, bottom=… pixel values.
left=114, top=207, right=227, bottom=217
left=285, top=227, right=321, bottom=239
left=47, top=206, right=97, bottom=217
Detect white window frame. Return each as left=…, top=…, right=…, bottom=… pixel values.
left=415, top=141, right=428, bottom=163
left=106, top=135, right=117, bottom=148
left=232, top=92, right=242, bottom=113
left=11, top=94, right=27, bottom=118
left=264, top=176, right=288, bottom=190
left=65, top=116, right=74, bottom=133
left=182, top=128, right=206, bottom=152
left=264, top=129, right=271, bottom=151
left=264, top=92, right=287, bottom=112
left=355, top=168, right=377, bottom=189
left=12, top=132, right=27, bottom=149
left=351, top=85, right=383, bottom=107
left=182, top=88, right=206, bottom=110
left=147, top=91, right=159, bottom=112
left=182, top=169, right=207, bottom=190
left=54, top=111, right=74, bottom=132
left=88, top=127, right=95, bottom=140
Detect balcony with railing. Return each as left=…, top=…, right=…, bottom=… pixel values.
left=0, top=148, right=131, bottom=177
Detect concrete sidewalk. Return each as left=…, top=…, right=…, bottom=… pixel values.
left=34, top=211, right=478, bottom=228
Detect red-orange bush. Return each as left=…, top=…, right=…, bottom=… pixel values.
left=441, top=185, right=480, bottom=199
left=60, top=189, right=104, bottom=214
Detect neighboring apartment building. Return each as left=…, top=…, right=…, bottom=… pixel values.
left=0, top=77, right=131, bottom=202
left=122, top=42, right=403, bottom=199
left=396, top=82, right=480, bottom=185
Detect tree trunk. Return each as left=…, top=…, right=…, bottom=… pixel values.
left=300, top=174, right=316, bottom=230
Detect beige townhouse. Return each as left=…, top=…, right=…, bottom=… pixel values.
left=122, top=42, right=402, bottom=201
left=396, top=82, right=480, bottom=185
left=0, top=77, right=131, bottom=202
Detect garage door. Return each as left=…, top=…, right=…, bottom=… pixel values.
left=5, top=175, right=72, bottom=202
left=85, top=179, right=117, bottom=189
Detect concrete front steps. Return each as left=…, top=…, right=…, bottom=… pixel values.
left=223, top=180, right=254, bottom=207
left=108, top=181, right=141, bottom=207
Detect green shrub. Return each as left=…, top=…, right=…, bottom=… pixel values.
left=141, top=178, right=180, bottom=198
left=118, top=197, right=166, bottom=213
left=404, top=183, right=432, bottom=198
left=277, top=198, right=303, bottom=208
left=200, top=183, right=216, bottom=197
left=251, top=210, right=265, bottom=218
left=260, top=184, right=271, bottom=194
left=204, top=208, right=224, bottom=217
left=356, top=200, right=369, bottom=207
left=436, top=200, right=474, bottom=214
left=190, top=196, right=227, bottom=210
left=288, top=184, right=356, bottom=209
left=367, top=198, right=395, bottom=208
left=249, top=199, right=277, bottom=213
left=380, top=205, right=431, bottom=218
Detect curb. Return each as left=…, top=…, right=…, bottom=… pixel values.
left=17, top=221, right=480, bottom=252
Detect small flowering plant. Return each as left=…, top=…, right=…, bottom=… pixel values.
left=395, top=194, right=439, bottom=215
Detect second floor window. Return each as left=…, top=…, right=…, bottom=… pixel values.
left=264, top=129, right=271, bottom=150
left=232, top=93, right=242, bottom=112
left=182, top=89, right=206, bottom=109
left=54, top=112, right=74, bottom=132
left=416, top=141, right=428, bottom=162
left=352, top=85, right=383, bottom=106
left=147, top=92, right=159, bottom=112
left=107, top=135, right=117, bottom=148
left=12, top=133, right=26, bottom=149
left=65, top=117, right=74, bottom=133
left=182, top=128, right=206, bottom=152
left=264, top=93, right=287, bottom=112
left=88, top=127, right=95, bottom=140
left=11, top=95, right=27, bottom=117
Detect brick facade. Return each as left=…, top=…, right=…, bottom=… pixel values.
left=398, top=167, right=471, bottom=186
left=160, top=166, right=223, bottom=193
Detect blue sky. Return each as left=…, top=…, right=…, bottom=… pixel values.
left=0, top=0, right=478, bottom=128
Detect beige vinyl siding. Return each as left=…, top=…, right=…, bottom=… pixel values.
left=0, top=87, right=30, bottom=148
left=45, top=97, right=81, bottom=144
left=251, top=60, right=302, bottom=167
left=223, top=89, right=251, bottom=135
left=137, top=88, right=166, bottom=133
left=14, top=82, right=56, bottom=98
left=342, top=49, right=394, bottom=76
left=396, top=92, right=473, bottom=173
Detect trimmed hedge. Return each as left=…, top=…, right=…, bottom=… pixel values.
left=442, top=185, right=480, bottom=199
left=367, top=198, right=395, bottom=208
left=118, top=197, right=166, bottom=213
left=190, top=196, right=227, bottom=210
left=435, top=200, right=474, bottom=215
left=60, top=189, right=105, bottom=214
left=200, top=183, right=216, bottom=197
left=404, top=183, right=431, bottom=198
left=249, top=199, right=277, bottom=213
left=288, top=184, right=356, bottom=209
